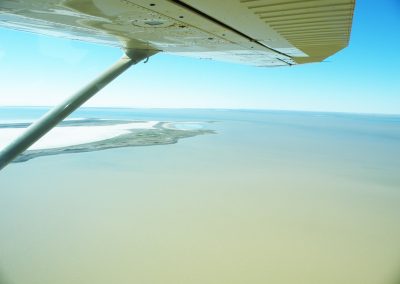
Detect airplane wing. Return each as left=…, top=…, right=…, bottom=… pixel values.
left=0, top=0, right=355, bottom=67
left=0, top=0, right=356, bottom=170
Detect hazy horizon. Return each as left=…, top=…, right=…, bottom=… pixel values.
left=1, top=105, right=400, bottom=116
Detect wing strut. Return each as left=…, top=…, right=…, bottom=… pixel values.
left=0, top=50, right=157, bottom=171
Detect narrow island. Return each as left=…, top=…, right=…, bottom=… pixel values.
left=0, top=119, right=215, bottom=163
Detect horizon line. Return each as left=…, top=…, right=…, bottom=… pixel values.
left=0, top=105, right=399, bottom=117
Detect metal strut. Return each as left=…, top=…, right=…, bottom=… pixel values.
left=0, top=50, right=157, bottom=171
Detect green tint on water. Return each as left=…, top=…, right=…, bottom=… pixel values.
left=1, top=109, right=400, bottom=284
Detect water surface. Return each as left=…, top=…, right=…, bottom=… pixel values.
left=1, top=108, right=399, bottom=284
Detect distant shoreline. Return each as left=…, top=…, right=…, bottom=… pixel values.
left=0, top=119, right=214, bottom=163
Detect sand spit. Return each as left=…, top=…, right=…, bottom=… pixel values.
left=0, top=119, right=214, bottom=163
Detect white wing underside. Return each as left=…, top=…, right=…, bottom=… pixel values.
left=0, top=0, right=355, bottom=66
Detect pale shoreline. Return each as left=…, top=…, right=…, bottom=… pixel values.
left=0, top=121, right=159, bottom=150
left=0, top=119, right=214, bottom=163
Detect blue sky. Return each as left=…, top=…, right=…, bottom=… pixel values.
left=0, top=0, right=399, bottom=114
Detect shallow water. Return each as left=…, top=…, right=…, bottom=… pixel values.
left=1, top=108, right=400, bottom=284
